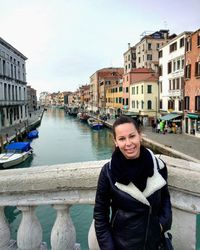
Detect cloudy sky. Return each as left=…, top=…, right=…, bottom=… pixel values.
left=0, top=0, right=199, bottom=95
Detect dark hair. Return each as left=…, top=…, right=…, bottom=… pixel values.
left=112, top=115, right=140, bottom=139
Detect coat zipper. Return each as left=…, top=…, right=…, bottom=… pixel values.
left=144, top=205, right=152, bottom=250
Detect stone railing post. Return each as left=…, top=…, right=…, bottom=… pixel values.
left=0, top=206, right=13, bottom=249
left=51, top=204, right=80, bottom=250
left=17, top=206, right=43, bottom=250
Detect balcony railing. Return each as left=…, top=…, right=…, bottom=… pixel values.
left=0, top=100, right=28, bottom=106
left=0, top=157, right=200, bottom=249
left=168, top=89, right=183, bottom=98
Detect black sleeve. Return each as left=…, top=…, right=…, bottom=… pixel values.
left=159, top=164, right=173, bottom=232
left=93, top=164, right=115, bottom=250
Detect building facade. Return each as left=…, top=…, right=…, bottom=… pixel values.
left=123, top=43, right=136, bottom=74
left=184, top=29, right=200, bottom=136
left=0, top=37, right=28, bottom=130
left=129, top=69, right=158, bottom=125
left=159, top=32, right=192, bottom=117
left=135, top=30, right=173, bottom=72
left=27, top=85, right=37, bottom=113
left=89, top=68, right=123, bottom=113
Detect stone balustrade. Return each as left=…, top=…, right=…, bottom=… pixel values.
left=0, top=157, right=200, bottom=250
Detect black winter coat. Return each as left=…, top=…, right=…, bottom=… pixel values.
left=94, top=153, right=172, bottom=250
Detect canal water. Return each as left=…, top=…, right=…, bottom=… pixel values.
left=5, top=108, right=114, bottom=249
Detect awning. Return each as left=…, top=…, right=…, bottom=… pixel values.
left=160, top=113, right=182, bottom=121
left=122, top=111, right=138, bottom=117
left=187, top=114, right=200, bottom=119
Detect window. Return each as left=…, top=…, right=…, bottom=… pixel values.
left=132, top=100, right=135, bottom=108
left=168, top=100, right=174, bottom=109
left=159, top=100, right=163, bottom=109
left=136, top=86, right=138, bottom=94
left=178, top=100, right=183, bottom=111
left=169, top=80, right=171, bottom=90
left=119, top=97, right=122, bottom=103
left=136, top=100, right=139, bottom=109
left=185, top=64, right=191, bottom=79
left=119, top=86, right=122, bottom=92
left=126, top=87, right=129, bottom=93
left=147, top=100, right=152, bottom=109
left=158, top=50, right=163, bottom=58
left=148, top=43, right=152, bottom=50
left=186, top=37, right=192, bottom=52
left=195, top=61, right=200, bottom=77
left=138, top=57, right=140, bottom=63
left=141, top=85, right=143, bottom=94
left=126, top=98, right=129, bottom=105
left=173, top=79, right=175, bottom=90
left=169, top=42, right=177, bottom=52
left=147, top=85, right=152, bottom=93
left=195, top=96, right=200, bottom=111
left=141, top=100, right=144, bottom=109
left=180, top=37, right=184, bottom=48
left=132, top=87, right=135, bottom=95
left=160, top=81, right=162, bottom=93
left=156, top=43, right=160, bottom=49
left=184, top=96, right=190, bottom=110
left=176, top=78, right=180, bottom=89
left=105, top=81, right=110, bottom=85
left=173, top=61, right=176, bottom=72
left=198, top=33, right=200, bottom=46
left=177, top=59, right=180, bottom=70
left=147, top=54, right=152, bottom=61
left=168, top=62, right=172, bottom=74
left=181, top=59, right=184, bottom=69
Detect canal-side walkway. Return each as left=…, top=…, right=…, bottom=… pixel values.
left=0, top=110, right=44, bottom=147
left=103, top=118, right=200, bottom=162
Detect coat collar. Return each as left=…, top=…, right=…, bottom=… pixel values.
left=115, top=150, right=166, bottom=206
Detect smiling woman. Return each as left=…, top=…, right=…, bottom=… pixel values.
left=93, top=115, right=172, bottom=250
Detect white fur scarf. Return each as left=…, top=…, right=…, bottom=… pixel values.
left=115, top=149, right=166, bottom=206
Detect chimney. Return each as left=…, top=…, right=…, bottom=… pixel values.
left=128, top=43, right=131, bottom=49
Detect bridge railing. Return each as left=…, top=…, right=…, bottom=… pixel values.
left=0, top=157, right=200, bottom=250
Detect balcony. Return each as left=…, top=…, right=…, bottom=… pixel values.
left=0, top=157, right=200, bottom=249
left=168, top=89, right=183, bottom=98
left=0, top=100, right=28, bottom=106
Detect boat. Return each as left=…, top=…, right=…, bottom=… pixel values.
left=87, top=117, right=104, bottom=130
left=66, top=106, right=79, bottom=116
left=27, top=129, right=39, bottom=139
left=77, top=112, right=89, bottom=122
left=0, top=142, right=33, bottom=169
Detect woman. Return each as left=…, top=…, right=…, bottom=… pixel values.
left=94, top=116, right=172, bottom=250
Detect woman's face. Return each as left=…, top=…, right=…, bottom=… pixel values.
left=114, top=122, right=142, bottom=159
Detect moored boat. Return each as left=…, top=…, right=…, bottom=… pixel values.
left=27, top=129, right=39, bottom=139
left=87, top=117, right=104, bottom=130
left=0, top=142, right=33, bottom=169
left=77, top=112, right=89, bottom=122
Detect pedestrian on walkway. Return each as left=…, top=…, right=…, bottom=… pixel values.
left=156, top=122, right=160, bottom=133
left=94, top=115, right=172, bottom=249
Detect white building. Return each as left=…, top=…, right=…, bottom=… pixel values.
left=0, top=37, right=28, bottom=129
left=159, top=32, right=192, bottom=114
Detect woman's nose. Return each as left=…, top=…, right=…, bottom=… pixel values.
left=125, top=138, right=132, bottom=145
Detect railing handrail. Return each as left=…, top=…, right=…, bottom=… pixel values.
left=0, top=156, right=200, bottom=208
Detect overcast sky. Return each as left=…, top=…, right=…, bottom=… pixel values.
left=0, top=0, right=199, bottom=95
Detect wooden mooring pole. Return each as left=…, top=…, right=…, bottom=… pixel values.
left=0, top=135, right=4, bottom=153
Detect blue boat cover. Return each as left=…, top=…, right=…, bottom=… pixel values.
left=27, top=130, right=39, bottom=139
left=5, top=142, right=31, bottom=152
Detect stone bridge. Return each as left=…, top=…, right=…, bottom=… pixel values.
left=0, top=156, right=200, bottom=250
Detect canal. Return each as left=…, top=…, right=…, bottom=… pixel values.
left=5, top=108, right=114, bottom=249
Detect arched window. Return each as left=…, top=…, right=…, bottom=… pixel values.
left=147, top=100, right=152, bottom=110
